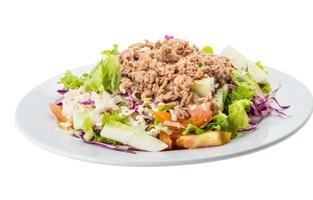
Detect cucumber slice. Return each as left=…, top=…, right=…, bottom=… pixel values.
left=221, top=46, right=268, bottom=83
left=100, top=121, right=167, bottom=152
left=73, top=108, right=93, bottom=130
left=192, top=77, right=215, bottom=97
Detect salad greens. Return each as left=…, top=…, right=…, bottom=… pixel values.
left=182, top=124, right=205, bottom=136
left=156, top=103, right=176, bottom=111
left=82, top=117, right=95, bottom=141
left=259, top=82, right=272, bottom=95
left=255, top=61, right=268, bottom=74
left=58, top=71, right=84, bottom=89
left=59, top=45, right=121, bottom=94
left=227, top=99, right=252, bottom=138
left=102, top=111, right=128, bottom=126
left=203, top=113, right=228, bottom=132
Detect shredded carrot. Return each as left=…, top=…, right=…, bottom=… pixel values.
left=49, top=103, right=68, bottom=122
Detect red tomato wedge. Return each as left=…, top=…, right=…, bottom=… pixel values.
left=190, top=102, right=213, bottom=127
left=154, top=102, right=213, bottom=129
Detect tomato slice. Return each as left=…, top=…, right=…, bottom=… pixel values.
left=190, top=102, right=213, bottom=127
left=154, top=102, right=213, bottom=129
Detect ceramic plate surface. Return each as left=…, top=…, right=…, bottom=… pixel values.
left=16, top=65, right=313, bottom=166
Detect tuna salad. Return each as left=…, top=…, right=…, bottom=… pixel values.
left=50, top=36, right=289, bottom=152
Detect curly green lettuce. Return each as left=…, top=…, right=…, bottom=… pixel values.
left=182, top=124, right=205, bottom=136
left=58, top=71, right=84, bottom=89
left=227, top=99, right=252, bottom=138
left=58, top=45, right=121, bottom=94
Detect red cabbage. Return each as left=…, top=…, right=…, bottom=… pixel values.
left=165, top=35, right=174, bottom=41
left=163, top=98, right=181, bottom=104
left=55, top=97, right=63, bottom=106
left=57, top=89, right=68, bottom=95
left=248, top=85, right=290, bottom=124
left=227, top=83, right=237, bottom=90
left=79, top=100, right=95, bottom=106
left=238, top=120, right=257, bottom=132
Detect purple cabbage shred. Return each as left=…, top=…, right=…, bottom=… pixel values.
left=75, top=133, right=136, bottom=154
left=57, top=89, right=68, bottom=95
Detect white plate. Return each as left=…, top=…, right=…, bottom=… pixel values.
left=15, top=65, right=313, bottom=166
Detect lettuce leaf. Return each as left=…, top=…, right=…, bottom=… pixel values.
left=259, top=82, right=272, bottom=95
left=83, top=61, right=105, bottom=92
left=182, top=124, right=204, bottom=136
left=156, top=103, right=176, bottom=111
left=101, top=44, right=119, bottom=56
left=82, top=117, right=95, bottom=141
left=102, top=53, right=121, bottom=94
left=58, top=71, right=84, bottom=89
left=228, top=84, right=255, bottom=103
left=227, top=99, right=251, bottom=138
left=203, top=113, right=228, bottom=131
left=231, top=70, right=261, bottom=92
left=58, top=45, right=121, bottom=94
left=255, top=61, right=268, bottom=74
left=83, top=45, right=121, bottom=94
left=94, top=135, right=119, bottom=145
left=102, top=111, right=128, bottom=126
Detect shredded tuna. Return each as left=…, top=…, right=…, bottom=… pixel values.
left=119, top=39, right=232, bottom=119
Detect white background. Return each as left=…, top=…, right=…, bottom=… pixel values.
left=1, top=0, right=312, bottom=199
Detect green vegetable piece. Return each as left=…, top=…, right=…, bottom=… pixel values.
left=102, top=111, right=128, bottom=126
left=153, top=119, right=160, bottom=125
left=255, top=61, right=268, bottom=74
left=82, top=117, right=95, bottom=141
left=83, top=61, right=105, bottom=92
left=192, top=77, right=215, bottom=97
left=259, top=82, right=272, bottom=95
left=227, top=99, right=252, bottom=139
left=198, top=60, right=205, bottom=67
left=182, top=124, right=204, bottom=136
left=101, top=44, right=119, bottom=56
left=214, top=85, right=229, bottom=111
left=102, top=54, right=121, bottom=94
left=83, top=45, right=121, bottom=94
left=221, top=46, right=268, bottom=83
left=228, top=84, right=255, bottom=103
left=58, top=71, right=83, bottom=89
left=156, top=103, right=176, bottom=111
left=202, top=46, right=214, bottom=55
left=100, top=121, right=167, bottom=152
left=94, top=135, right=119, bottom=145
left=203, top=113, right=228, bottom=131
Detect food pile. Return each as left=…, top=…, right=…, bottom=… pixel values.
left=50, top=36, right=289, bottom=152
